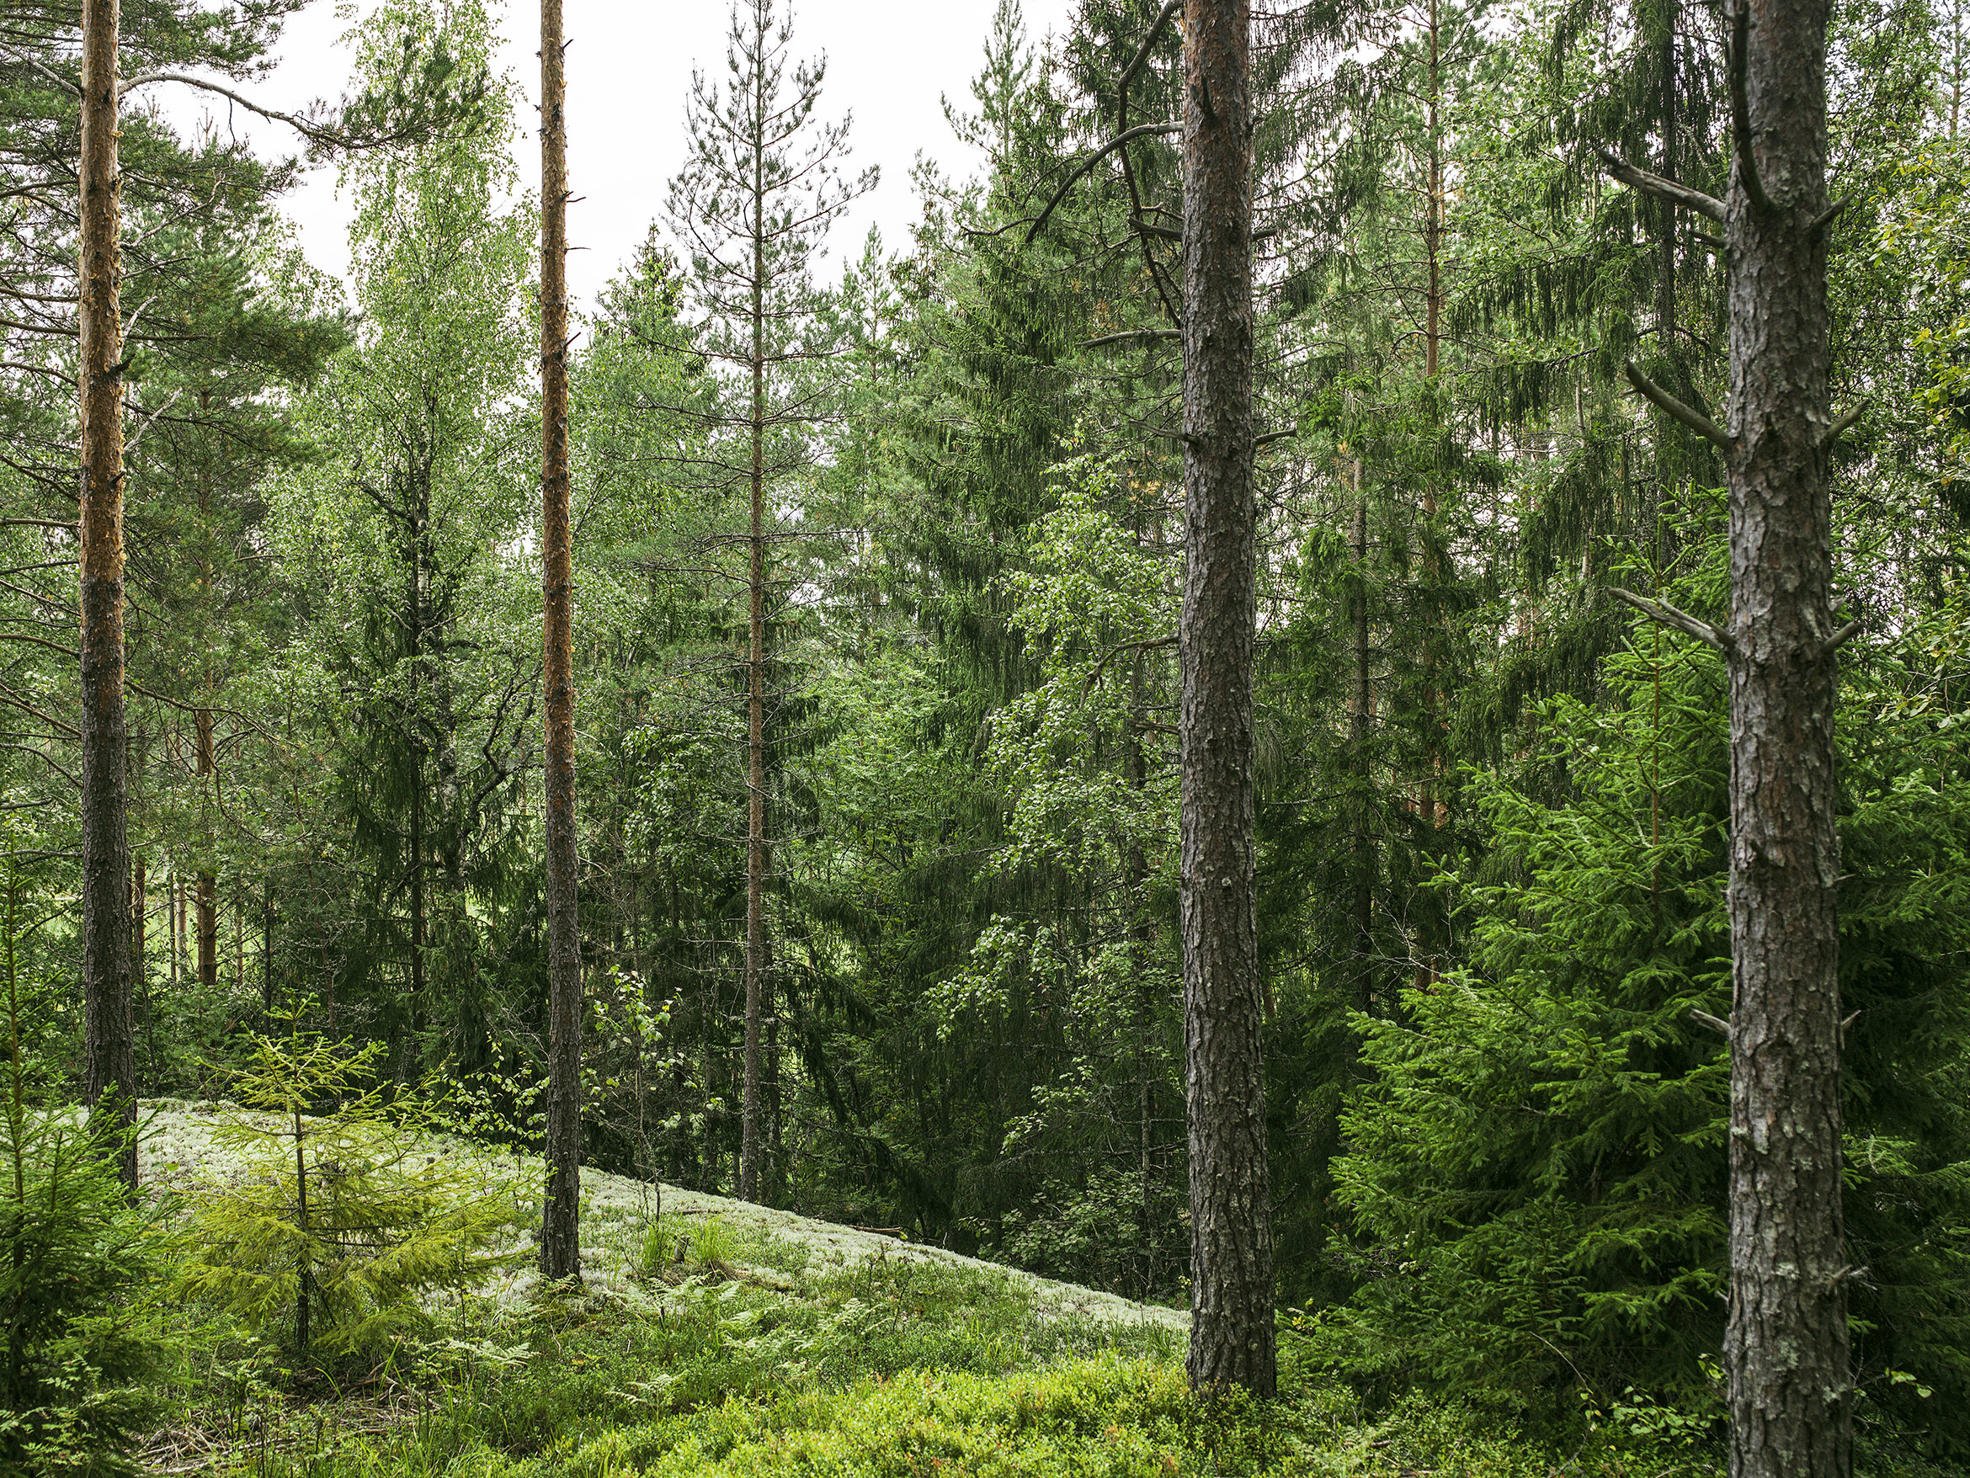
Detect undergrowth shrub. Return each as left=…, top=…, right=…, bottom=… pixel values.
left=0, top=1114, right=169, bottom=1477
left=0, top=870, right=170, bottom=1477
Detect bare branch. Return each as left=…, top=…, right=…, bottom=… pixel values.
left=1083, top=327, right=1181, bottom=349
left=1026, top=123, right=1181, bottom=245
left=1612, top=586, right=1730, bottom=653
left=1625, top=361, right=1732, bottom=450
left=1811, top=195, right=1852, bottom=235
left=1117, top=0, right=1183, bottom=104
left=1598, top=149, right=1725, bottom=223
left=1820, top=399, right=1868, bottom=450
left=1729, top=4, right=1774, bottom=214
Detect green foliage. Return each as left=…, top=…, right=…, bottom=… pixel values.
left=1323, top=536, right=1970, bottom=1456
left=181, top=1244, right=1715, bottom=1478
left=178, top=1029, right=525, bottom=1366
left=0, top=874, right=170, bottom=1476
left=0, top=1121, right=166, bottom=1478
left=633, top=1210, right=809, bottom=1281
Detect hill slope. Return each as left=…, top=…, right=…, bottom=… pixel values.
left=132, top=1100, right=1707, bottom=1477
left=141, top=1099, right=1184, bottom=1335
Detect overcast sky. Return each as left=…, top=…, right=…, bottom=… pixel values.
left=151, top=0, right=1076, bottom=310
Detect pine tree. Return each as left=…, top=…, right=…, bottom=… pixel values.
left=77, top=0, right=137, bottom=1191
left=666, top=0, right=873, bottom=1203
left=536, top=0, right=582, bottom=1286
left=1604, top=2, right=1853, bottom=1468
left=1178, top=0, right=1275, bottom=1398
left=1715, top=3, right=1851, bottom=1470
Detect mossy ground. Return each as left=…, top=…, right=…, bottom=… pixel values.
left=132, top=1104, right=1729, bottom=1475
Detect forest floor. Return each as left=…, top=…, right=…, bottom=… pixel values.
left=140, top=1099, right=1187, bottom=1333
left=132, top=1101, right=1710, bottom=1477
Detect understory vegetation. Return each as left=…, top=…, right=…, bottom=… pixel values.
left=7, top=1100, right=1807, bottom=1477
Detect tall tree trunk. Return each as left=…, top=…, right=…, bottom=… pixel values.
left=406, top=751, right=426, bottom=1075
left=261, top=891, right=274, bottom=1020
left=1656, top=7, right=1679, bottom=353
left=1413, top=0, right=1448, bottom=992
left=1349, top=463, right=1376, bottom=1014
left=739, top=43, right=771, bottom=1205
left=78, top=0, right=136, bottom=1191
left=129, top=855, right=144, bottom=1000
left=132, top=854, right=155, bottom=1078
left=537, top=0, right=584, bottom=1285
left=1124, top=571, right=1156, bottom=1298
left=1722, top=1, right=1849, bottom=1472
left=1178, top=0, right=1274, bottom=1398
left=194, top=708, right=217, bottom=990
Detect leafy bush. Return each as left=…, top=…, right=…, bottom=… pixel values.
left=178, top=1027, right=526, bottom=1367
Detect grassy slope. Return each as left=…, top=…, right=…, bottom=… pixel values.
left=135, top=1102, right=1710, bottom=1477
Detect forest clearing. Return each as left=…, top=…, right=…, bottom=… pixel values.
left=2, top=0, right=1966, bottom=1473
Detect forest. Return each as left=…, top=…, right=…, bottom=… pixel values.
left=2, top=0, right=1965, bottom=1473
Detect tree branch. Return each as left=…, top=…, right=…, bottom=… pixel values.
left=121, top=71, right=344, bottom=146
left=1625, top=361, right=1732, bottom=449
left=1728, top=4, right=1773, bottom=214
left=1083, top=327, right=1181, bottom=349
left=1598, top=149, right=1724, bottom=223
left=1821, top=399, right=1868, bottom=449
left=1026, top=122, right=1181, bottom=244
left=1811, top=195, right=1852, bottom=235
left=1612, top=586, right=1729, bottom=653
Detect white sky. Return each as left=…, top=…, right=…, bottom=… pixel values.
left=153, top=0, right=1076, bottom=310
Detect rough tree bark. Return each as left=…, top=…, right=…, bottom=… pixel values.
left=1722, top=1, right=1849, bottom=1472
left=1611, top=1, right=1851, bottom=1468
left=1656, top=8, right=1679, bottom=354
left=78, top=0, right=137, bottom=1191
left=537, top=0, right=583, bottom=1285
left=1178, top=0, right=1275, bottom=1398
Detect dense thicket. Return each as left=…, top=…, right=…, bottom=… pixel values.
left=7, top=0, right=1970, bottom=1466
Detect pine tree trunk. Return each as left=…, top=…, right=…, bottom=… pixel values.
left=130, top=855, right=144, bottom=998
left=1178, top=0, right=1274, bottom=1399
left=1721, top=2, right=1849, bottom=1473
left=132, top=854, right=154, bottom=1078
left=78, top=0, right=136, bottom=1191
left=537, top=0, right=584, bottom=1285
left=169, top=873, right=181, bottom=988
left=1414, top=0, right=1447, bottom=991
left=739, top=45, right=771, bottom=1206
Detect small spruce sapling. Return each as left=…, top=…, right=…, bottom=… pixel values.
left=179, top=1022, right=525, bottom=1368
